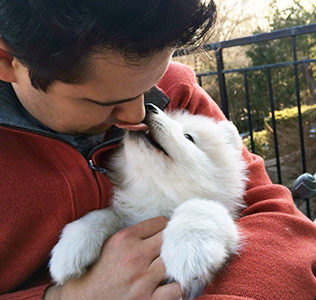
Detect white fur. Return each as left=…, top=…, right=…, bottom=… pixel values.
left=50, top=106, right=247, bottom=298
left=49, top=209, right=121, bottom=285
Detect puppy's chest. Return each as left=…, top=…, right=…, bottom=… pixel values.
left=113, top=192, right=177, bottom=226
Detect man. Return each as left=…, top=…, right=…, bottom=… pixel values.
left=0, top=1, right=315, bottom=299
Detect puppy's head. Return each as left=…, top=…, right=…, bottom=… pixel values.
left=106, top=104, right=246, bottom=209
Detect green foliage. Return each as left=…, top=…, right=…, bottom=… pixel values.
left=243, top=104, right=316, bottom=159
left=269, top=104, right=316, bottom=122
left=243, top=0, right=316, bottom=132
left=243, top=129, right=269, bottom=158
left=200, top=0, right=316, bottom=135
left=202, top=0, right=316, bottom=136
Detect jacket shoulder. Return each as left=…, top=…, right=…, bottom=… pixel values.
left=158, top=61, right=197, bottom=91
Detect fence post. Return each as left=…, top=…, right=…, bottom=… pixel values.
left=292, top=35, right=307, bottom=174
left=243, top=72, right=255, bottom=153
left=215, top=48, right=230, bottom=119
left=267, top=68, right=282, bottom=184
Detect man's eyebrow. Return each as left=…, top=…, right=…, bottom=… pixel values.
left=80, top=87, right=155, bottom=107
left=80, top=95, right=142, bottom=107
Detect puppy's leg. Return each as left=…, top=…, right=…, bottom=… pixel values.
left=161, top=199, right=240, bottom=297
left=49, top=208, right=122, bottom=285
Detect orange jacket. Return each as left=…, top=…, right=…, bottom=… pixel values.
left=1, top=62, right=316, bottom=300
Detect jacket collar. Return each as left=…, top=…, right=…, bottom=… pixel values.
left=0, top=80, right=45, bottom=133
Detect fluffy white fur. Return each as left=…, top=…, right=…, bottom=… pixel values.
left=49, top=105, right=247, bottom=298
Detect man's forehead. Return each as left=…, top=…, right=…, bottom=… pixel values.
left=93, top=51, right=154, bottom=68
left=91, top=48, right=173, bottom=70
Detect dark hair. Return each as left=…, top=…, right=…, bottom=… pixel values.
left=0, top=0, right=216, bottom=91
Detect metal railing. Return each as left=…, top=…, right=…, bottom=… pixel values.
left=175, top=23, right=316, bottom=219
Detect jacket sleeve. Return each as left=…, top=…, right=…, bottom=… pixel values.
left=0, top=285, right=50, bottom=300
left=159, top=62, right=316, bottom=300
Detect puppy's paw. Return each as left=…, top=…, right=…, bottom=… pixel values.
left=161, top=199, right=240, bottom=293
left=49, top=219, right=105, bottom=285
left=49, top=209, right=121, bottom=285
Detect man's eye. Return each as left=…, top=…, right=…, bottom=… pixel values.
left=184, top=134, right=195, bottom=143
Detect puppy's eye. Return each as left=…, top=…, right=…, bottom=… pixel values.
left=184, top=134, right=195, bottom=143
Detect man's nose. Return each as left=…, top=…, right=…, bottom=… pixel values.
left=113, top=94, right=145, bottom=124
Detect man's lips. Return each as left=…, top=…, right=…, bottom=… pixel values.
left=115, top=122, right=149, bottom=132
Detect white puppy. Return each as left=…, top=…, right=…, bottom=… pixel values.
left=49, top=104, right=247, bottom=298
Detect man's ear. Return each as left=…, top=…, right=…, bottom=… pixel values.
left=0, top=37, right=17, bottom=83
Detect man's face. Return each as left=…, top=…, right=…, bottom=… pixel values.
left=11, top=49, right=173, bottom=135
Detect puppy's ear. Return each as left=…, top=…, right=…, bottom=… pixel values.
left=218, top=121, right=243, bottom=151
left=0, top=38, right=17, bottom=83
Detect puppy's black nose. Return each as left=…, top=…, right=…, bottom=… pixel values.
left=145, top=103, right=159, bottom=114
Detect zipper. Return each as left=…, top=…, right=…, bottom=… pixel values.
left=88, top=160, right=108, bottom=174
left=0, top=123, right=76, bottom=148
left=86, top=127, right=125, bottom=172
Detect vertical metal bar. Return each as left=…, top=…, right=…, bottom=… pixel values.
left=216, top=48, right=230, bottom=119
left=243, top=71, right=255, bottom=153
left=197, top=75, right=203, bottom=87
left=304, top=198, right=312, bottom=219
left=292, top=36, right=307, bottom=173
left=267, top=68, right=282, bottom=184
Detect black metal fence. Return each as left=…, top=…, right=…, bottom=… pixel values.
left=174, top=23, right=316, bottom=219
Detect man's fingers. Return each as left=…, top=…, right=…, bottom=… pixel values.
left=143, top=230, right=164, bottom=258
left=132, top=216, right=168, bottom=239
left=152, top=281, right=184, bottom=300
left=148, top=256, right=166, bottom=284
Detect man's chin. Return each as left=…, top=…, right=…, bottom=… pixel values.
left=53, top=124, right=112, bottom=136
left=81, top=124, right=112, bottom=136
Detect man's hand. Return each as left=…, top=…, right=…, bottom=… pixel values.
left=44, top=217, right=183, bottom=300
